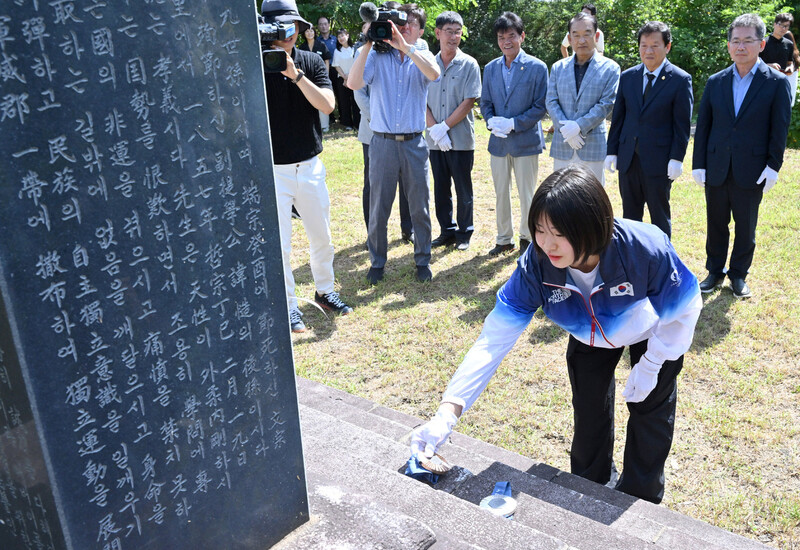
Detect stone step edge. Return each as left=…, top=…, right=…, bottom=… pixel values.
left=295, top=376, right=767, bottom=550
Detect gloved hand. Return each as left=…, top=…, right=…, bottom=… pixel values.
left=488, top=116, right=514, bottom=135
left=410, top=407, right=458, bottom=458
left=436, top=132, right=453, bottom=152
left=565, top=133, right=585, bottom=150
left=667, top=159, right=683, bottom=180
left=622, top=356, right=661, bottom=403
left=691, top=169, right=706, bottom=187
left=756, top=166, right=779, bottom=192
left=491, top=127, right=509, bottom=139
left=559, top=120, right=581, bottom=140
left=428, top=121, right=450, bottom=144
left=604, top=155, right=617, bottom=173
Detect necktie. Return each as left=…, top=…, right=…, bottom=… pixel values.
left=643, top=72, right=655, bottom=102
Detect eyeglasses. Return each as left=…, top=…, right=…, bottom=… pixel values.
left=778, top=23, right=791, bottom=29
left=729, top=38, right=760, bottom=47
left=441, top=28, right=462, bottom=37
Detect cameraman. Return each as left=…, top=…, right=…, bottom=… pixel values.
left=348, top=4, right=441, bottom=284
left=261, top=0, right=353, bottom=332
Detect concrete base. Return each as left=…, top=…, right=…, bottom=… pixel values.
left=274, top=377, right=768, bottom=550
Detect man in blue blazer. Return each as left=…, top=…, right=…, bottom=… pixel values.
left=606, top=21, right=693, bottom=238
left=547, top=11, right=619, bottom=186
left=479, top=11, right=548, bottom=256
left=692, top=13, right=791, bottom=299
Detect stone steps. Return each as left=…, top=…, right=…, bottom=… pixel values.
left=281, top=377, right=766, bottom=550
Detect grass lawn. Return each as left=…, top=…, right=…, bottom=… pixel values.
left=288, top=119, right=800, bottom=548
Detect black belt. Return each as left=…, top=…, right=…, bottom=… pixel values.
left=374, top=131, right=422, bottom=141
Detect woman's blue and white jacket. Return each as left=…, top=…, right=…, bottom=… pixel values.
left=442, top=219, right=702, bottom=412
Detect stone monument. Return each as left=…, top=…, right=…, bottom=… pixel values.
left=0, top=2, right=308, bottom=548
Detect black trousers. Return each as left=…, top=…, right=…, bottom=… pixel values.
left=335, top=76, right=360, bottom=129
left=704, top=170, right=763, bottom=280
left=361, top=143, right=412, bottom=235
left=430, top=149, right=474, bottom=243
left=566, top=336, right=683, bottom=504
left=618, top=152, right=672, bottom=238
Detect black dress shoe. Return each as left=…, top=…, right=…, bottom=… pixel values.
left=416, top=265, right=432, bottom=282
left=401, top=232, right=415, bottom=244
left=366, top=267, right=384, bottom=285
left=456, top=241, right=470, bottom=251
left=699, top=273, right=725, bottom=293
left=488, top=243, right=515, bottom=256
left=730, top=277, right=751, bottom=299
left=519, top=238, right=530, bottom=256
left=431, top=234, right=456, bottom=248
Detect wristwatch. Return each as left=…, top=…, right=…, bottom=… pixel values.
left=291, top=70, right=305, bottom=84
left=406, top=44, right=417, bottom=55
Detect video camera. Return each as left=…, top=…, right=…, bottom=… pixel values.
left=359, top=2, right=407, bottom=52
left=258, top=15, right=296, bottom=72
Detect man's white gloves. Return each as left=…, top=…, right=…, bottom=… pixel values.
left=559, top=120, right=581, bottom=139
left=622, top=356, right=661, bottom=403
left=565, top=133, right=585, bottom=150
left=604, top=155, right=617, bottom=173
left=428, top=121, right=452, bottom=151
left=559, top=120, right=584, bottom=150
left=488, top=116, right=514, bottom=138
left=691, top=169, right=706, bottom=187
left=667, top=159, right=683, bottom=180
left=410, top=407, right=458, bottom=459
left=757, top=166, right=779, bottom=193
left=429, top=121, right=449, bottom=143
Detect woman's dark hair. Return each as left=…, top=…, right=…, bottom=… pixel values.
left=528, top=166, right=614, bottom=265
left=335, top=28, right=353, bottom=50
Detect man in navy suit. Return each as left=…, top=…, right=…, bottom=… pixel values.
left=605, top=21, right=692, bottom=238
left=692, top=13, right=791, bottom=299
left=480, top=12, right=549, bottom=257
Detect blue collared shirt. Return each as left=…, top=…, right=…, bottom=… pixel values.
left=502, top=49, right=524, bottom=93
left=642, top=59, right=667, bottom=94
left=363, top=47, right=438, bottom=133
left=732, top=58, right=761, bottom=116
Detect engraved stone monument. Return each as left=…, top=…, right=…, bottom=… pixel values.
left=0, top=2, right=308, bottom=548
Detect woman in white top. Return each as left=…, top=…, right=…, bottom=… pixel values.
left=331, top=29, right=360, bottom=130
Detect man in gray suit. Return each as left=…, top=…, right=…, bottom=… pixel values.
left=547, top=11, right=620, bottom=185
left=480, top=11, right=549, bottom=256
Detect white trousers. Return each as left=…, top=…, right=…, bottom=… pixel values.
left=554, top=151, right=605, bottom=186
left=490, top=154, right=538, bottom=244
left=274, top=156, right=335, bottom=310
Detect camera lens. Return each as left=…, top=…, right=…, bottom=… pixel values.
left=263, top=50, right=287, bottom=72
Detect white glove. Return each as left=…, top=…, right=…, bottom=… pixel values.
left=436, top=132, right=453, bottom=152
left=488, top=116, right=514, bottom=135
left=622, top=356, right=661, bottom=403
left=491, top=127, right=509, bottom=139
left=756, top=166, right=778, bottom=192
left=559, top=120, right=581, bottom=140
left=691, top=169, right=706, bottom=187
left=667, top=159, right=683, bottom=180
left=428, top=121, right=449, bottom=144
left=410, top=407, right=458, bottom=459
left=565, top=133, right=585, bottom=150
left=604, top=155, right=617, bottom=173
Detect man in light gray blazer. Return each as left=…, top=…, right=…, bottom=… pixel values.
left=480, top=11, right=549, bottom=257
left=547, top=11, right=620, bottom=185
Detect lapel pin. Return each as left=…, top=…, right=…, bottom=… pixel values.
left=661, top=75, right=665, bottom=80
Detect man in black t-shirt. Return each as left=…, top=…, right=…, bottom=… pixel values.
left=760, top=13, right=794, bottom=73
left=261, top=0, right=353, bottom=333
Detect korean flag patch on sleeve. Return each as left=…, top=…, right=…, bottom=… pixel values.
left=610, top=282, right=634, bottom=297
